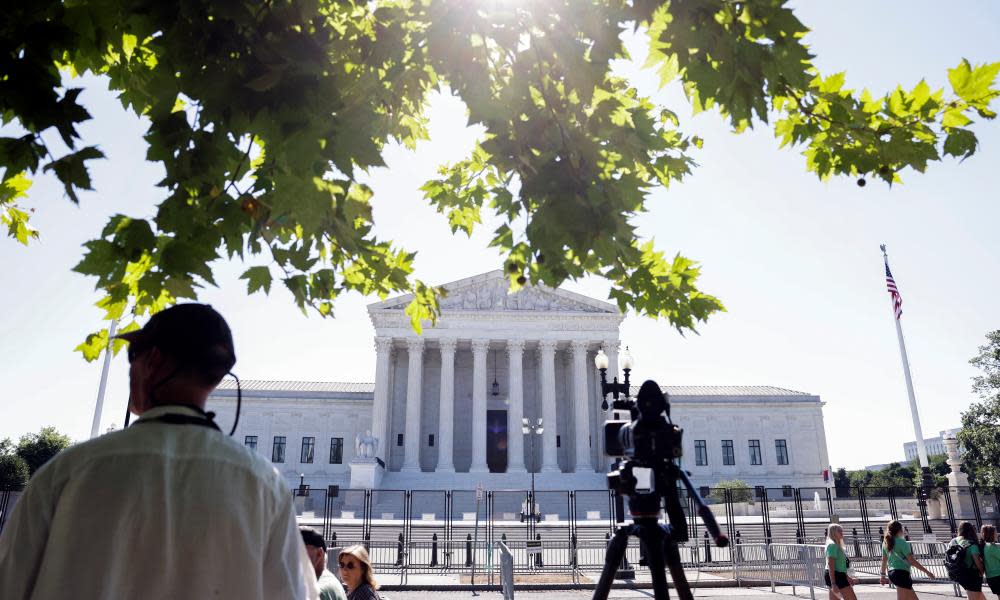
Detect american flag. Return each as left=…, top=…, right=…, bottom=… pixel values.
left=885, top=262, right=902, bottom=319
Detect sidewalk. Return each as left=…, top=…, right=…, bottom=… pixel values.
left=382, top=583, right=972, bottom=599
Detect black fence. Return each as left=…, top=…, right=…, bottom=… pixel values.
left=3, top=485, right=998, bottom=550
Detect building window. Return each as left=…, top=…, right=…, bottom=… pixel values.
left=397, top=434, right=404, bottom=446
left=428, top=434, right=435, bottom=447
left=695, top=440, right=708, bottom=466
left=244, top=435, right=257, bottom=450
left=556, top=435, right=561, bottom=448
left=300, top=437, right=315, bottom=464
left=699, top=486, right=711, bottom=498
left=272, top=436, right=286, bottom=463
left=755, top=485, right=765, bottom=499
left=782, top=485, right=793, bottom=498
left=749, top=440, right=762, bottom=465
left=722, top=440, right=735, bottom=465
left=775, top=439, right=789, bottom=465
left=330, top=437, right=343, bottom=464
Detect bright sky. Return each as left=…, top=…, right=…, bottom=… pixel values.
left=1, top=1, right=998, bottom=471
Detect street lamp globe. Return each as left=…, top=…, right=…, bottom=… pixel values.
left=620, top=346, right=634, bottom=371
left=594, top=349, right=609, bottom=370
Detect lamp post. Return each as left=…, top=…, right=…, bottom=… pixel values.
left=594, top=346, right=634, bottom=410
left=594, top=345, right=636, bottom=579
left=522, top=417, right=543, bottom=533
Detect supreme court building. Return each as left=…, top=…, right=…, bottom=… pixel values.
left=210, top=271, right=832, bottom=492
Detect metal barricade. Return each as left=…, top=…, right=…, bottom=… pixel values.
left=767, top=543, right=826, bottom=600
left=496, top=541, right=514, bottom=600
left=848, top=540, right=962, bottom=597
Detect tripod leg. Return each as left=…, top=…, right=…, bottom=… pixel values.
left=663, top=537, right=694, bottom=600
left=592, top=525, right=631, bottom=600
left=640, top=524, right=671, bottom=600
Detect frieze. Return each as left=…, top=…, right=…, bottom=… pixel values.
left=381, top=276, right=615, bottom=314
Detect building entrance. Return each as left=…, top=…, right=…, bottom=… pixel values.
left=486, top=409, right=508, bottom=473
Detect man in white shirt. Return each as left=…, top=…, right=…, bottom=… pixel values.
left=0, top=303, right=319, bottom=599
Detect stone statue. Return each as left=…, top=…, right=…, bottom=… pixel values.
left=355, top=430, right=378, bottom=460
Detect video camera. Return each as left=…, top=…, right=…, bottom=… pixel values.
left=603, top=380, right=689, bottom=538
left=592, top=377, right=728, bottom=600
left=603, top=379, right=683, bottom=464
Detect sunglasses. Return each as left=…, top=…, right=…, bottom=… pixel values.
left=338, top=561, right=357, bottom=570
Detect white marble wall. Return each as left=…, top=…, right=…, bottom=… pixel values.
left=673, top=402, right=829, bottom=488
left=209, top=394, right=372, bottom=491
left=208, top=386, right=830, bottom=491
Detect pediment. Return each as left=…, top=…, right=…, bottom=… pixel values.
left=368, top=271, right=618, bottom=314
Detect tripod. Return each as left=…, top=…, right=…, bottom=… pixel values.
left=593, top=493, right=691, bottom=600
left=592, top=469, right=727, bottom=600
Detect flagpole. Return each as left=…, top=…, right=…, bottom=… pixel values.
left=880, top=245, right=930, bottom=471
left=90, top=319, right=118, bottom=439
left=882, top=245, right=935, bottom=535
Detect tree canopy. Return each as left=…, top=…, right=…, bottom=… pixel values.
left=2, top=1, right=998, bottom=357
left=14, top=426, right=72, bottom=476
left=0, top=438, right=29, bottom=489
left=958, top=330, right=1000, bottom=486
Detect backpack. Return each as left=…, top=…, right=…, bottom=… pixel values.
left=944, top=543, right=968, bottom=582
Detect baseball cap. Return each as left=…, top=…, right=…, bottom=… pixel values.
left=117, top=303, right=236, bottom=383
left=300, top=527, right=327, bottom=551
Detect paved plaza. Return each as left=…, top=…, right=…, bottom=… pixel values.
left=383, top=584, right=984, bottom=600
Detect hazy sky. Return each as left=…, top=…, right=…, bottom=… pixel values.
left=1, top=2, right=998, bottom=471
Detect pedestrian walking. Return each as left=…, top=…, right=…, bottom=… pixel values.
left=979, top=525, right=1000, bottom=595
left=880, top=520, right=935, bottom=599
left=949, top=521, right=986, bottom=600
left=302, top=527, right=347, bottom=600
left=825, top=523, right=858, bottom=600
left=339, top=545, right=381, bottom=600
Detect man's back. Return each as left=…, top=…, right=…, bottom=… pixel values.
left=0, top=405, right=316, bottom=600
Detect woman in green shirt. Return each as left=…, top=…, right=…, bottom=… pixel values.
left=825, top=523, right=858, bottom=600
left=950, top=521, right=985, bottom=599
left=981, top=524, right=1000, bottom=595
left=879, top=520, right=934, bottom=599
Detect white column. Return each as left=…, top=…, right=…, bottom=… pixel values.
left=437, top=338, right=457, bottom=473
left=470, top=339, right=490, bottom=473
left=371, top=337, right=394, bottom=465
left=538, top=339, right=560, bottom=473
left=571, top=340, right=592, bottom=472
left=401, top=337, right=424, bottom=472
left=605, top=339, right=622, bottom=417
left=506, top=339, right=526, bottom=473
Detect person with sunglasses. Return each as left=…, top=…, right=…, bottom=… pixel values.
left=0, top=304, right=318, bottom=599
left=338, top=545, right=382, bottom=600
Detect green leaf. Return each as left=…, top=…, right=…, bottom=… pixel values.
left=949, top=59, right=1000, bottom=102
left=943, top=128, right=977, bottom=159
left=42, top=147, right=105, bottom=204
left=241, top=266, right=273, bottom=294
left=122, top=33, right=138, bottom=62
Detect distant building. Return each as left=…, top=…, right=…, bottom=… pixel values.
left=903, top=428, right=962, bottom=462
left=864, top=463, right=893, bottom=472
left=209, top=271, right=833, bottom=492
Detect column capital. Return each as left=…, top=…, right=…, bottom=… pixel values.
left=438, top=337, right=458, bottom=353
left=405, top=337, right=425, bottom=352
left=602, top=339, right=620, bottom=352
left=570, top=340, right=591, bottom=354
left=374, top=336, right=394, bottom=354
left=538, top=339, right=559, bottom=353
left=471, top=338, right=491, bottom=354
left=506, top=338, right=526, bottom=354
